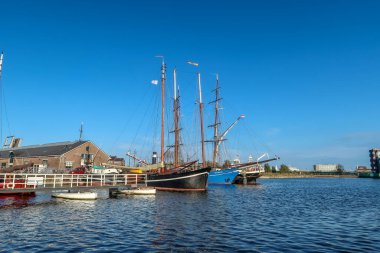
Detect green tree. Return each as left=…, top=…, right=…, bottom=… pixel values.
left=279, top=164, right=290, bottom=173
left=264, top=163, right=271, bottom=173
left=271, top=166, right=277, bottom=173
left=337, top=164, right=344, bottom=174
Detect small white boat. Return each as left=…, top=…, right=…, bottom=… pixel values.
left=52, top=192, right=98, bottom=200
left=119, top=187, right=156, bottom=195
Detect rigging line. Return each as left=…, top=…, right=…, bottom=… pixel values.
left=178, top=101, right=184, bottom=163
left=145, top=90, right=160, bottom=159
left=143, top=87, right=159, bottom=137
left=151, top=92, right=159, bottom=155
left=193, top=101, right=201, bottom=161
left=220, top=142, right=228, bottom=165
left=2, top=83, right=12, bottom=136
left=0, top=77, right=2, bottom=144
left=109, top=82, right=152, bottom=151
left=128, top=87, right=158, bottom=154
left=240, top=122, right=260, bottom=158
left=148, top=86, right=161, bottom=158
left=220, top=96, right=269, bottom=152
left=241, top=121, right=275, bottom=156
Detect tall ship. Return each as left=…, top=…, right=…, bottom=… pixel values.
left=206, top=75, right=240, bottom=185
left=141, top=58, right=210, bottom=191
left=206, top=74, right=279, bottom=185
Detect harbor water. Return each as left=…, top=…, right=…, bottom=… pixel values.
left=1, top=178, right=380, bottom=252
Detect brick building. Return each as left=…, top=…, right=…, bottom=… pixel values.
left=0, top=140, right=109, bottom=172
left=108, top=156, right=125, bottom=166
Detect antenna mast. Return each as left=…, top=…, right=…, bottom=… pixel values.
left=79, top=122, right=83, bottom=141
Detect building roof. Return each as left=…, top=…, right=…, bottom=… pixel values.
left=109, top=156, right=125, bottom=162
left=0, top=141, right=87, bottom=159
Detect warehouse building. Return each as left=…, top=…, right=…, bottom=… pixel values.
left=0, top=139, right=109, bottom=173
left=313, top=164, right=341, bottom=172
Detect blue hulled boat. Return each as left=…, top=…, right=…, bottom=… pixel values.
left=208, top=168, right=239, bottom=185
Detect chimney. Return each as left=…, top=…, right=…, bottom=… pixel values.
left=152, top=152, right=157, bottom=164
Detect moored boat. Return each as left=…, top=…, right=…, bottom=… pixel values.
left=357, top=171, right=373, bottom=178
left=357, top=172, right=379, bottom=178
left=52, top=192, right=98, bottom=200
left=232, top=156, right=279, bottom=185
left=208, top=168, right=239, bottom=185
left=119, top=187, right=156, bottom=195
left=233, top=169, right=261, bottom=185
left=147, top=167, right=210, bottom=191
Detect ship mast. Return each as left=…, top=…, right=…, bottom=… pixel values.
left=207, top=75, right=245, bottom=168
left=173, top=68, right=180, bottom=167
left=211, top=74, right=221, bottom=167
left=157, top=56, right=166, bottom=167
left=198, top=72, right=206, bottom=167
left=187, top=61, right=206, bottom=167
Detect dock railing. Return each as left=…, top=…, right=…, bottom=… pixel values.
left=0, top=173, right=147, bottom=193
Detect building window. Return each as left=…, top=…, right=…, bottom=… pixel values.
left=65, top=161, right=73, bottom=169
left=81, top=154, right=94, bottom=167
left=1, top=163, right=6, bottom=168
left=81, top=154, right=94, bottom=160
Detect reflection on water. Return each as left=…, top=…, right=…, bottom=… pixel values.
left=1, top=179, right=380, bottom=252
left=0, top=195, right=33, bottom=208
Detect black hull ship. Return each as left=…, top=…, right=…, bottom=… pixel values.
left=128, top=59, right=210, bottom=192
left=147, top=167, right=210, bottom=191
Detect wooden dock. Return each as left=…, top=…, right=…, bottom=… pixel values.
left=0, top=173, right=147, bottom=193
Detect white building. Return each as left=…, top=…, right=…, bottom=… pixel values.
left=288, top=166, right=300, bottom=172
left=313, top=164, right=339, bottom=172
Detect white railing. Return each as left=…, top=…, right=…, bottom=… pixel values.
left=0, top=173, right=147, bottom=191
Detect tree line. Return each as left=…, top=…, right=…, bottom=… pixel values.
left=263, top=163, right=291, bottom=173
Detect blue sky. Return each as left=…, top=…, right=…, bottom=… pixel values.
left=0, top=0, right=379, bottom=170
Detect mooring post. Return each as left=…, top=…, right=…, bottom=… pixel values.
left=243, top=170, right=247, bottom=185
left=109, top=188, right=118, bottom=198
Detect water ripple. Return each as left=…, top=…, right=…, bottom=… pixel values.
left=1, top=179, right=380, bottom=252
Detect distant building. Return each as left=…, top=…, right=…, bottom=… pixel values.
left=233, top=156, right=240, bottom=165
left=356, top=165, right=371, bottom=173
left=108, top=155, right=125, bottom=166
left=0, top=140, right=109, bottom=173
left=313, top=164, right=341, bottom=172
left=288, top=166, right=300, bottom=172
